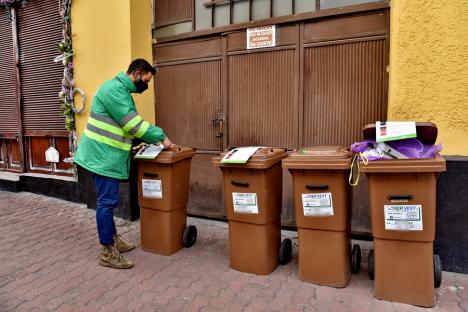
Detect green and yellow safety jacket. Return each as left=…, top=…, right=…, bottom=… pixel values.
left=74, top=71, right=165, bottom=180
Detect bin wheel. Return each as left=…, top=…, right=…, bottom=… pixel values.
left=182, top=225, right=197, bottom=248
left=368, top=249, right=375, bottom=280
left=351, top=244, right=361, bottom=274
left=279, top=238, right=292, bottom=265
left=434, top=254, right=442, bottom=288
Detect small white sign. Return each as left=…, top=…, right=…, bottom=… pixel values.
left=221, top=147, right=262, bottom=164
left=247, top=25, right=276, bottom=49
left=53, top=50, right=74, bottom=63
left=301, top=193, right=334, bottom=216
left=376, top=121, right=417, bottom=143
left=45, top=147, right=60, bottom=163
left=384, top=205, right=423, bottom=231
left=135, top=144, right=164, bottom=159
left=232, top=192, right=258, bottom=214
left=142, top=179, right=162, bottom=198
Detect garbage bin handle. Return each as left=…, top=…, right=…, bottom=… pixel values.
left=387, top=195, right=413, bottom=201
left=306, top=184, right=329, bottom=190
left=144, top=172, right=159, bottom=178
left=231, top=180, right=250, bottom=187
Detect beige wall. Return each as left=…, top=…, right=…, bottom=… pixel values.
left=388, top=0, right=468, bottom=155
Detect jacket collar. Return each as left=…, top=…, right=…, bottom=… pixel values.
left=116, top=71, right=137, bottom=93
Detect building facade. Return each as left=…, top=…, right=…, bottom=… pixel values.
left=0, top=0, right=466, bottom=272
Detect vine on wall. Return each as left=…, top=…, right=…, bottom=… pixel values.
left=58, top=0, right=85, bottom=158
left=0, top=0, right=27, bottom=9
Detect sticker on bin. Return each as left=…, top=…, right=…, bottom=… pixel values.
left=301, top=193, right=334, bottom=216
left=142, top=179, right=163, bottom=198
left=232, top=192, right=259, bottom=214
left=384, top=205, right=423, bottom=231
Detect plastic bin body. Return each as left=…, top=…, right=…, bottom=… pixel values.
left=137, top=147, right=194, bottom=256
left=361, top=123, right=446, bottom=307
left=222, top=164, right=282, bottom=224
left=229, top=219, right=281, bottom=275
left=283, top=147, right=352, bottom=287
left=213, top=148, right=287, bottom=275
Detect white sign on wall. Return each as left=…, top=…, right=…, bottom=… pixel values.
left=45, top=147, right=60, bottom=163
left=247, top=25, right=276, bottom=50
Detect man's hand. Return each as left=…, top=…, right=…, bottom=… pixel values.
left=163, top=137, right=173, bottom=149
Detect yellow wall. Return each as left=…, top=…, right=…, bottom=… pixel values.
left=388, top=0, right=468, bottom=156
left=72, top=0, right=155, bottom=141
left=129, top=0, right=156, bottom=124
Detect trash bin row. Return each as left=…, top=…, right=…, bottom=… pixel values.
left=135, top=122, right=445, bottom=308
left=136, top=146, right=359, bottom=284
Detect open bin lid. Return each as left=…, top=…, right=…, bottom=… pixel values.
left=360, top=122, right=445, bottom=173
left=363, top=122, right=438, bottom=144
left=212, top=147, right=287, bottom=169
left=136, top=146, right=195, bottom=164
left=282, top=146, right=352, bottom=170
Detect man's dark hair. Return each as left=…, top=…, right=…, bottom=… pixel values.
left=126, top=59, right=156, bottom=75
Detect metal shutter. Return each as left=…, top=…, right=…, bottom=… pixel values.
left=17, top=0, right=64, bottom=133
left=0, top=8, right=18, bottom=136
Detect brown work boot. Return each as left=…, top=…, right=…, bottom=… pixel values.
left=113, top=234, right=136, bottom=253
left=99, top=245, right=134, bottom=269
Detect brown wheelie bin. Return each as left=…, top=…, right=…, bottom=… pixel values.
left=361, top=123, right=446, bottom=307
left=282, top=147, right=361, bottom=287
left=137, top=147, right=197, bottom=256
left=213, top=148, right=292, bottom=275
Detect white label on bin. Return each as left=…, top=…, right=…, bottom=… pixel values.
left=384, top=205, right=423, bottom=231
left=142, top=179, right=162, bottom=198
left=301, top=193, right=334, bottom=216
left=232, top=192, right=258, bottom=214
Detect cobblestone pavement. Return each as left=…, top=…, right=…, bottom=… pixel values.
left=0, top=191, right=467, bottom=312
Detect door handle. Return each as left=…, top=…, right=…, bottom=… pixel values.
left=212, top=116, right=223, bottom=138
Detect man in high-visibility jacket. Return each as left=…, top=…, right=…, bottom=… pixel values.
left=75, top=59, right=172, bottom=269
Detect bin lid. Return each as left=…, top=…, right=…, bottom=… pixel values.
left=363, top=122, right=438, bottom=144
left=136, top=146, right=195, bottom=164
left=212, top=147, right=287, bottom=169
left=282, top=146, right=352, bottom=170
left=360, top=153, right=446, bottom=173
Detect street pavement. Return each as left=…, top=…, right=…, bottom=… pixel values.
left=0, top=191, right=467, bottom=312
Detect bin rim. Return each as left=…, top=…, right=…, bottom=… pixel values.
left=135, top=146, right=195, bottom=164
left=282, top=146, right=352, bottom=170
left=212, top=147, right=288, bottom=169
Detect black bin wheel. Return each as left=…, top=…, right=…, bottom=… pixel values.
left=368, top=249, right=375, bottom=280
left=182, top=225, right=197, bottom=248
left=279, top=238, right=292, bottom=265
left=434, top=254, right=442, bottom=288
left=351, top=244, right=361, bottom=274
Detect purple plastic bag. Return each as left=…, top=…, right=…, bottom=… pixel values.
left=351, top=140, right=374, bottom=153
left=421, top=143, right=443, bottom=158
left=351, top=138, right=442, bottom=160
left=386, top=139, right=423, bottom=158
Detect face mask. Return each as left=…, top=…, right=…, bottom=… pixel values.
left=134, top=75, right=148, bottom=93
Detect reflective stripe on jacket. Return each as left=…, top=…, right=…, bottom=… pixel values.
left=74, top=72, right=165, bottom=180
